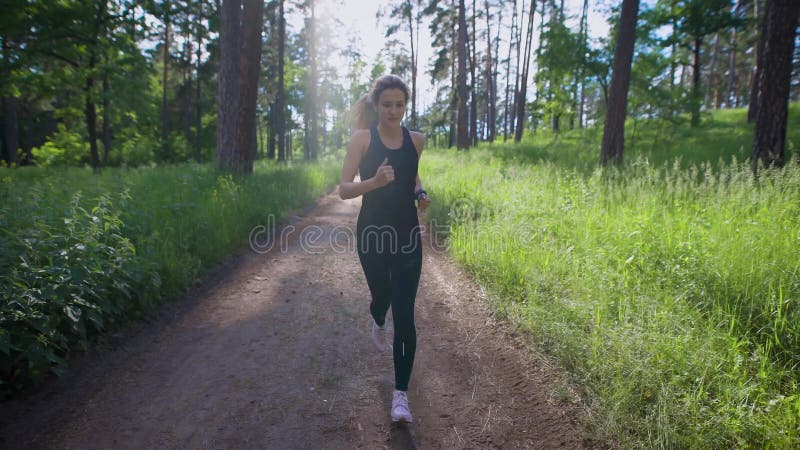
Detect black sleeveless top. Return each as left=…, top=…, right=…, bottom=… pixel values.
left=356, top=126, right=420, bottom=249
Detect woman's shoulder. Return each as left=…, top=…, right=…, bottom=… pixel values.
left=406, top=129, right=425, bottom=151
left=349, top=128, right=372, bottom=147
left=351, top=127, right=372, bottom=138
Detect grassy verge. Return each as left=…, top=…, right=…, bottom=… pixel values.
left=420, top=107, right=800, bottom=448
left=487, top=106, right=798, bottom=172
left=0, top=160, right=339, bottom=395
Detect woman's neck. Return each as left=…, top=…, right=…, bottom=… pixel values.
left=377, top=123, right=402, bottom=136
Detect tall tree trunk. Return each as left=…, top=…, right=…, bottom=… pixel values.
left=531, top=0, right=546, bottom=133
left=1, top=42, right=19, bottom=167
left=320, top=113, right=328, bottom=155
left=503, top=0, right=518, bottom=141
left=748, top=0, right=765, bottom=122
left=254, top=113, right=260, bottom=158
left=727, top=0, right=743, bottom=108
left=0, top=35, right=18, bottom=165
left=679, top=54, right=688, bottom=88
left=484, top=0, right=495, bottom=142
left=21, top=107, right=33, bottom=165
left=233, top=0, right=264, bottom=174
left=492, top=5, right=501, bottom=140
left=195, top=5, right=203, bottom=162
left=793, top=46, right=800, bottom=102
left=406, top=0, right=418, bottom=129
left=162, top=1, right=171, bottom=151
left=579, top=88, right=586, bottom=127
left=690, top=36, right=703, bottom=127
left=600, top=0, right=639, bottom=165
left=267, top=104, right=276, bottom=159
left=514, top=0, right=535, bottom=142
left=43, top=110, right=57, bottom=143
left=567, top=0, right=585, bottom=129
left=182, top=26, right=192, bottom=140
left=669, top=20, right=677, bottom=89
left=577, top=0, right=589, bottom=128
left=449, top=0, right=457, bottom=147
left=216, top=0, right=242, bottom=169
left=102, top=72, right=111, bottom=164
left=510, top=0, right=524, bottom=138
left=457, top=0, right=469, bottom=149
left=469, top=0, right=478, bottom=145
left=277, top=0, right=286, bottom=160
left=305, top=0, right=318, bottom=160
left=706, top=33, right=720, bottom=109
left=1, top=97, right=18, bottom=165
left=85, top=1, right=107, bottom=172
left=751, top=0, right=799, bottom=168
left=86, top=54, right=101, bottom=171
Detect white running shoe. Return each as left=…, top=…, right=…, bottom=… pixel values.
left=372, top=320, right=387, bottom=352
left=391, top=390, right=413, bottom=423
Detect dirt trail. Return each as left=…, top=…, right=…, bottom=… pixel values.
left=0, top=192, right=589, bottom=449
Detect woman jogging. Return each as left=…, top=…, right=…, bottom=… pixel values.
left=338, top=74, right=430, bottom=423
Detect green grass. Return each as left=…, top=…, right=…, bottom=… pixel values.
left=476, top=106, right=799, bottom=172
left=0, top=159, right=340, bottom=395
left=420, top=106, right=800, bottom=448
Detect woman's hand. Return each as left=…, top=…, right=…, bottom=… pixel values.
left=417, top=192, right=430, bottom=212
left=371, top=157, right=395, bottom=188
left=416, top=189, right=431, bottom=212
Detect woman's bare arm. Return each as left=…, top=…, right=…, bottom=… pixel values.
left=339, top=130, right=394, bottom=200
left=410, top=131, right=430, bottom=211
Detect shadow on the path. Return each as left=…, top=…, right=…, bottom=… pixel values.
left=390, top=424, right=416, bottom=449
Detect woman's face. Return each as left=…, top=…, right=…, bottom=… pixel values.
left=375, top=88, right=407, bottom=127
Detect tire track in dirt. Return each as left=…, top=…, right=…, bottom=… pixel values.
left=0, top=192, right=589, bottom=449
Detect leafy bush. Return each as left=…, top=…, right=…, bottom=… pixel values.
left=31, top=125, right=90, bottom=167
left=0, top=159, right=339, bottom=396
left=112, top=133, right=158, bottom=167
left=0, top=192, right=158, bottom=391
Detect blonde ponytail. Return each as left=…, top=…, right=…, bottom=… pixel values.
left=349, top=95, right=377, bottom=134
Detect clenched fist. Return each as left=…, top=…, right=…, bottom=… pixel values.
left=372, top=157, right=395, bottom=188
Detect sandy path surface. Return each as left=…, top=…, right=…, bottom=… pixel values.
left=0, top=192, right=589, bottom=449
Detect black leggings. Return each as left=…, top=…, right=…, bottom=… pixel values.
left=357, top=240, right=422, bottom=391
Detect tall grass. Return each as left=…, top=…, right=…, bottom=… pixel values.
left=0, top=160, right=339, bottom=395
left=420, top=107, right=800, bottom=448
left=473, top=106, right=799, bottom=173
